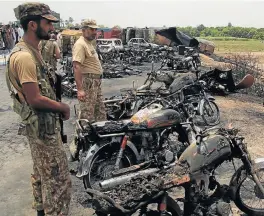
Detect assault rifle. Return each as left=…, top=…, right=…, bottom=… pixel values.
left=47, top=66, right=68, bottom=144
left=55, top=71, right=68, bottom=143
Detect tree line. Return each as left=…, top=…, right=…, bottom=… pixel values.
left=57, top=19, right=264, bottom=40
left=177, top=23, right=264, bottom=40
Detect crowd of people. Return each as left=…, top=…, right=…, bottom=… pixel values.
left=0, top=24, right=24, bottom=50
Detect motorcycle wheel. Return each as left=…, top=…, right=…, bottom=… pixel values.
left=233, top=167, right=264, bottom=216
left=94, top=195, right=182, bottom=216
left=143, top=196, right=181, bottom=216
left=201, top=100, right=220, bottom=126
left=83, top=144, right=136, bottom=191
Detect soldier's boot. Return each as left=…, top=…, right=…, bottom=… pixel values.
left=37, top=210, right=45, bottom=216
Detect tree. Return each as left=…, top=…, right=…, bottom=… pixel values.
left=64, top=19, right=69, bottom=28
left=197, top=24, right=206, bottom=32
left=60, top=18, right=64, bottom=28
left=228, top=22, right=233, bottom=27
left=69, top=17, right=74, bottom=24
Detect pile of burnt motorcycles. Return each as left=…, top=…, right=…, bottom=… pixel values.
left=71, top=28, right=263, bottom=216
left=57, top=44, right=168, bottom=97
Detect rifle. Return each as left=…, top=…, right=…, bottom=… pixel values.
left=55, top=71, right=68, bottom=143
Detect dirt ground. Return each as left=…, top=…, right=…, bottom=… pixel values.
left=0, top=64, right=263, bottom=216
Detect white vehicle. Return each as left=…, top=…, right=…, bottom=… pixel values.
left=127, top=38, right=159, bottom=48
left=96, top=38, right=123, bottom=53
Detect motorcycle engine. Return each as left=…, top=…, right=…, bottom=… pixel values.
left=131, top=131, right=176, bottom=164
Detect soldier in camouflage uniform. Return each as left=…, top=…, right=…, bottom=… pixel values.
left=39, top=33, right=61, bottom=71
left=69, top=19, right=106, bottom=161
left=72, top=19, right=106, bottom=121
left=6, top=3, right=71, bottom=216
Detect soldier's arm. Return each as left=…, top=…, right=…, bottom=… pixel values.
left=53, top=41, right=61, bottom=59
left=15, top=52, right=70, bottom=119
left=73, top=61, right=83, bottom=91
left=72, top=43, right=85, bottom=91
left=22, top=82, right=69, bottom=117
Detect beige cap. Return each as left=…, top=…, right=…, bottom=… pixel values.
left=81, top=19, right=99, bottom=29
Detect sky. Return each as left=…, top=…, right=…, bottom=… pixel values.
left=0, top=0, right=264, bottom=28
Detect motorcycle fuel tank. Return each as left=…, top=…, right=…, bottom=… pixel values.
left=179, top=134, right=232, bottom=173
left=130, top=104, right=181, bottom=129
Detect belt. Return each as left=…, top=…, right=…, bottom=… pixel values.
left=83, top=73, right=102, bottom=79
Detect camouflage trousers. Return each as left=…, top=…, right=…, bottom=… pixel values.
left=27, top=129, right=72, bottom=216
left=78, top=75, right=107, bottom=122
left=69, top=75, right=107, bottom=160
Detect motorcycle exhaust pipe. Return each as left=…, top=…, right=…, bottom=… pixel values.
left=99, top=167, right=160, bottom=190
left=99, top=163, right=175, bottom=190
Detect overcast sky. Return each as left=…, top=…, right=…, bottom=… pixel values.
left=1, top=0, right=264, bottom=28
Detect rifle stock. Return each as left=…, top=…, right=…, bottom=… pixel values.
left=55, top=73, right=68, bottom=143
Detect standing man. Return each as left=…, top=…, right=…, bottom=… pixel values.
left=57, top=29, right=63, bottom=51
left=6, top=3, right=71, bottom=216
left=40, top=33, right=61, bottom=71
left=70, top=19, right=106, bottom=161
left=18, top=24, right=24, bottom=41
left=72, top=19, right=106, bottom=121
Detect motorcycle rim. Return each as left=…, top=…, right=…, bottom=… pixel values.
left=201, top=100, right=220, bottom=126
left=84, top=146, right=135, bottom=191
left=234, top=168, right=264, bottom=215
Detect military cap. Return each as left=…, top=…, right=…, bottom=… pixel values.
left=14, top=2, right=59, bottom=22
left=81, top=19, right=99, bottom=29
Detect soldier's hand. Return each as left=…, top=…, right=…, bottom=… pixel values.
left=61, top=103, right=70, bottom=121
left=77, top=90, right=86, bottom=101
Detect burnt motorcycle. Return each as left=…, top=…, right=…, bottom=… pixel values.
left=104, top=86, right=157, bottom=121
left=86, top=125, right=264, bottom=216
left=139, top=65, right=220, bottom=126
left=155, top=27, right=255, bottom=95
left=197, top=68, right=255, bottom=95
left=77, top=99, right=196, bottom=190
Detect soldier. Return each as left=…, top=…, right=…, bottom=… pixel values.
left=6, top=3, right=72, bottom=216
left=69, top=19, right=107, bottom=161
left=39, top=33, right=61, bottom=71
left=72, top=19, right=106, bottom=121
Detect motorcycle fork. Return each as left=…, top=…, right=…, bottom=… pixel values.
left=183, top=185, right=197, bottom=216
left=157, top=193, right=168, bottom=216
left=202, top=93, right=214, bottom=115
left=114, top=135, right=128, bottom=170
left=241, top=151, right=264, bottom=196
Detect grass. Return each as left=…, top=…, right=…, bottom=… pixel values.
left=199, top=37, right=264, bottom=53
left=199, top=37, right=250, bottom=41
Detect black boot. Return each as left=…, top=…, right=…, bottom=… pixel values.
left=37, top=210, right=45, bottom=216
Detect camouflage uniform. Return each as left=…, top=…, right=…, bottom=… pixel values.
left=74, top=19, right=107, bottom=123
left=40, top=39, right=58, bottom=71
left=7, top=3, right=71, bottom=215
left=78, top=74, right=106, bottom=122
left=69, top=19, right=106, bottom=160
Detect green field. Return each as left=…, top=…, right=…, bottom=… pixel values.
left=200, top=37, right=264, bottom=53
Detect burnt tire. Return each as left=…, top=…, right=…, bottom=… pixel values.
left=83, top=143, right=136, bottom=191
left=144, top=195, right=182, bottom=216
left=201, top=100, right=220, bottom=126
left=233, top=167, right=264, bottom=216
left=94, top=195, right=182, bottom=216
